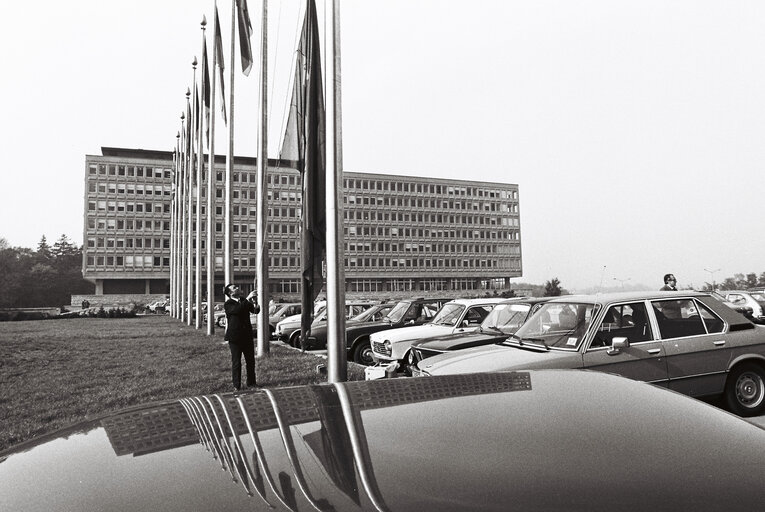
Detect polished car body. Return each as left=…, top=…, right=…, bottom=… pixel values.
left=719, top=290, right=765, bottom=324
left=415, top=291, right=765, bottom=416
left=276, top=302, right=373, bottom=347
left=409, top=297, right=550, bottom=368
left=302, top=303, right=394, bottom=351
left=3, top=371, right=765, bottom=511
left=371, top=298, right=505, bottom=367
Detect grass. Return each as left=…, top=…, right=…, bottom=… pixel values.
left=0, top=315, right=365, bottom=452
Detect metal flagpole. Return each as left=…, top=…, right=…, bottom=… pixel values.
left=180, top=109, right=188, bottom=323
left=186, top=86, right=195, bottom=327
left=256, top=0, right=270, bottom=356
left=171, top=133, right=179, bottom=318
left=205, top=12, right=216, bottom=336
left=325, top=0, right=346, bottom=382
left=194, top=58, right=203, bottom=329
left=224, top=0, right=235, bottom=286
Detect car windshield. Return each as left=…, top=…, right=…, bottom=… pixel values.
left=508, top=302, right=597, bottom=349
left=350, top=305, right=390, bottom=322
left=431, top=304, right=466, bottom=326
left=481, top=303, right=531, bottom=334
left=750, top=292, right=765, bottom=302
left=385, top=301, right=411, bottom=323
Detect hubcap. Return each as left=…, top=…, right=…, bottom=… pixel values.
left=736, top=372, right=765, bottom=408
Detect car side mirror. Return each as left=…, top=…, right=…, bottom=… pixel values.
left=607, top=336, right=630, bottom=355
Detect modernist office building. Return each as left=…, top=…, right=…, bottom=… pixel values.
left=82, top=147, right=522, bottom=302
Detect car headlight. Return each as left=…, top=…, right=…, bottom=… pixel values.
left=410, top=366, right=430, bottom=377
left=382, top=340, right=391, bottom=356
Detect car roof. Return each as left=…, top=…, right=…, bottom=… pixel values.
left=444, top=298, right=507, bottom=306
left=545, top=290, right=710, bottom=304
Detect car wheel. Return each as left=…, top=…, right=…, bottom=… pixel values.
left=724, top=362, right=765, bottom=416
left=289, top=331, right=301, bottom=348
left=216, top=316, right=226, bottom=328
left=352, top=339, right=374, bottom=365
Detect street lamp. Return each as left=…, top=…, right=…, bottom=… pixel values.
left=704, top=268, right=721, bottom=292
left=613, top=277, right=630, bottom=289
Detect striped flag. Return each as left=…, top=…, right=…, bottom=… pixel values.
left=214, top=5, right=227, bottom=124
left=236, top=0, right=253, bottom=76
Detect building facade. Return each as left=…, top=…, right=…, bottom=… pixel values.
left=82, top=147, right=522, bottom=303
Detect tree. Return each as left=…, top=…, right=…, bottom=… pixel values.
left=544, top=278, right=562, bottom=297
left=52, top=234, right=78, bottom=257
left=36, top=236, right=52, bottom=260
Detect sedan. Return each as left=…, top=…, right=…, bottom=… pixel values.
left=415, top=291, right=765, bottom=416
left=718, top=290, right=765, bottom=324
left=3, top=371, right=765, bottom=510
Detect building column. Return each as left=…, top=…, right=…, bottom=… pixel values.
left=95, top=279, right=104, bottom=295
left=145, top=279, right=151, bottom=294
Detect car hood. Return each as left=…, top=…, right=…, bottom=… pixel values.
left=418, top=343, right=580, bottom=375
left=3, top=372, right=765, bottom=511
left=413, top=330, right=506, bottom=351
left=372, top=323, right=452, bottom=344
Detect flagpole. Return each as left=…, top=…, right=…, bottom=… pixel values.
left=200, top=16, right=215, bottom=336
left=186, top=87, right=195, bottom=327
left=206, top=12, right=217, bottom=336
left=180, top=109, right=188, bottom=323
left=224, top=0, right=235, bottom=286
left=171, top=133, right=180, bottom=318
left=193, top=58, right=203, bottom=329
left=256, top=0, right=270, bottom=356
left=325, top=0, right=346, bottom=382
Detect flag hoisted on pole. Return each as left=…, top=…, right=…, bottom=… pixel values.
left=235, top=0, right=253, bottom=76
left=214, top=6, right=227, bottom=125
left=202, top=33, right=211, bottom=148
left=281, top=0, right=326, bottom=350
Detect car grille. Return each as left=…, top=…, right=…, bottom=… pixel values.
left=373, top=341, right=390, bottom=356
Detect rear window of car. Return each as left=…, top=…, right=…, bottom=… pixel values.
left=651, top=298, right=724, bottom=339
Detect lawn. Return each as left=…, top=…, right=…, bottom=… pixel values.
left=0, top=315, right=365, bottom=452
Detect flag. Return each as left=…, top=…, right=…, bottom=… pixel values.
left=280, top=0, right=325, bottom=344
left=214, top=6, right=227, bottom=124
left=201, top=37, right=211, bottom=147
left=236, top=0, right=253, bottom=76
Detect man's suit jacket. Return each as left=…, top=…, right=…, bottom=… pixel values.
left=224, top=298, right=260, bottom=345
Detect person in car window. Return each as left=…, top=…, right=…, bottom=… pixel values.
left=660, top=274, right=677, bottom=291
left=223, top=284, right=260, bottom=390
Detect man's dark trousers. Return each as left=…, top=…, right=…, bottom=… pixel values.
left=229, top=341, right=255, bottom=389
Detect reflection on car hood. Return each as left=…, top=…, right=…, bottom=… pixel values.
left=419, top=343, right=578, bottom=374
left=372, top=324, right=450, bottom=343
left=413, top=330, right=506, bottom=351
left=3, top=372, right=765, bottom=511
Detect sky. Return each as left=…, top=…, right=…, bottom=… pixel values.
left=1, top=0, right=764, bottom=292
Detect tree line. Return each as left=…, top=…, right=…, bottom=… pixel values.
left=703, top=272, right=765, bottom=292
left=0, top=235, right=94, bottom=308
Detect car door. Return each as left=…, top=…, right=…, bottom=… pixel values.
left=652, top=298, right=729, bottom=397
left=582, top=301, right=669, bottom=387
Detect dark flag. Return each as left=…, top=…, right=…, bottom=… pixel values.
left=202, top=37, right=211, bottom=146
left=280, top=0, right=326, bottom=346
left=214, top=6, right=227, bottom=124
left=236, top=0, right=253, bottom=76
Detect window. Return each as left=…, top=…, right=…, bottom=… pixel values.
left=651, top=299, right=708, bottom=339
left=591, top=302, right=654, bottom=348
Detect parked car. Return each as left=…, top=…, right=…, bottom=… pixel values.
left=301, top=302, right=395, bottom=351
left=276, top=301, right=374, bottom=347
left=4, top=371, right=765, bottom=510
left=409, top=297, right=550, bottom=369
left=343, top=297, right=450, bottom=365
left=146, top=299, right=169, bottom=313
left=414, top=291, right=765, bottom=416
left=711, top=291, right=755, bottom=320
left=371, top=298, right=505, bottom=370
left=718, top=290, right=765, bottom=324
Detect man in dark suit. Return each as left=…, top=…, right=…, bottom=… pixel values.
left=223, top=283, right=260, bottom=390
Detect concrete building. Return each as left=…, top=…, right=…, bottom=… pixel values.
left=81, top=147, right=522, bottom=305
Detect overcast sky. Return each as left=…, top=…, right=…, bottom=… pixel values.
left=1, top=1, right=764, bottom=291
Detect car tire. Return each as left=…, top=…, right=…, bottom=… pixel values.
left=216, top=316, right=226, bottom=328
left=289, top=331, right=301, bottom=348
left=724, top=362, right=765, bottom=417
left=352, top=339, right=374, bottom=365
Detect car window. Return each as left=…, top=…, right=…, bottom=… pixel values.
left=590, top=302, right=653, bottom=348
left=728, top=294, right=746, bottom=305
left=465, top=305, right=494, bottom=325
left=696, top=301, right=724, bottom=333
left=651, top=299, right=707, bottom=338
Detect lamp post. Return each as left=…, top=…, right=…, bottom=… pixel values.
left=613, top=277, right=630, bottom=289
left=704, top=268, right=721, bottom=292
